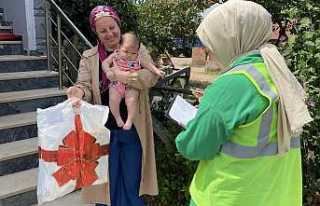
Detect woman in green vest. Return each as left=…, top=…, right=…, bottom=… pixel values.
left=175, top=1, right=312, bottom=206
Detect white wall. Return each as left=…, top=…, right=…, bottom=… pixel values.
left=0, top=0, right=36, bottom=51
left=34, top=0, right=46, bottom=53
left=25, top=0, right=37, bottom=51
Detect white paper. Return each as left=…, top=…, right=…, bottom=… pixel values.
left=168, top=95, right=198, bottom=127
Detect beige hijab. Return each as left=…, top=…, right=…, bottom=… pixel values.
left=197, top=0, right=312, bottom=154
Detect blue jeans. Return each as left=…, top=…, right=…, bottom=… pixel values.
left=96, top=127, right=145, bottom=206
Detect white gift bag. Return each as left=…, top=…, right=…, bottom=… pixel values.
left=37, top=100, right=110, bottom=205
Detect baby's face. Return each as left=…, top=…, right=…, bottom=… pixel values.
left=119, top=41, right=139, bottom=61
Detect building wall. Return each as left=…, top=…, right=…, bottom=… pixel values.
left=0, top=0, right=46, bottom=53
left=25, top=0, right=37, bottom=51
left=192, top=47, right=221, bottom=71
left=0, top=0, right=28, bottom=50
left=192, top=47, right=206, bottom=66
left=34, top=0, right=46, bottom=53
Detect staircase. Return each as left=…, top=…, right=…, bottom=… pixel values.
left=0, top=7, right=80, bottom=206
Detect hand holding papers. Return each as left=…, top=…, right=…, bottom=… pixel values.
left=168, top=95, right=198, bottom=128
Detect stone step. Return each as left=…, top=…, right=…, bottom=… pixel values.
left=0, top=88, right=65, bottom=104
left=0, top=26, right=12, bottom=30
left=0, top=88, right=66, bottom=116
left=0, top=168, right=84, bottom=206
left=0, top=40, right=23, bottom=55
left=0, top=168, right=37, bottom=206
left=0, top=70, right=57, bottom=81
left=0, top=55, right=47, bottom=72
left=0, top=21, right=12, bottom=26
left=0, top=112, right=37, bottom=144
left=0, top=137, right=38, bottom=176
left=0, top=137, right=38, bottom=162
left=33, top=191, right=84, bottom=206
left=0, top=70, right=58, bottom=92
left=0, top=41, right=22, bottom=45
left=0, top=25, right=13, bottom=32
left=0, top=111, right=36, bottom=131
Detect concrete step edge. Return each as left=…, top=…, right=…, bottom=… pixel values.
left=0, top=88, right=66, bottom=103
left=0, top=25, right=13, bottom=30
left=0, top=55, right=47, bottom=62
left=0, top=168, right=37, bottom=199
left=0, top=137, right=38, bottom=161
left=32, top=191, right=83, bottom=206
left=0, top=70, right=58, bottom=81
left=0, top=111, right=36, bottom=130
left=0, top=41, right=23, bottom=45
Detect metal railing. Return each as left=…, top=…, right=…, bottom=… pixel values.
left=45, top=0, right=93, bottom=89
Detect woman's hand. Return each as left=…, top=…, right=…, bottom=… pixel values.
left=193, top=88, right=204, bottom=104
left=110, top=65, right=158, bottom=90
left=66, top=86, right=84, bottom=107
left=110, top=66, right=138, bottom=83
left=155, top=69, right=166, bottom=79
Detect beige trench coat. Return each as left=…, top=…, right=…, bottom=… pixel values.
left=75, top=45, right=159, bottom=204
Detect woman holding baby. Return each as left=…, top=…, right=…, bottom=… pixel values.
left=66, top=5, right=159, bottom=206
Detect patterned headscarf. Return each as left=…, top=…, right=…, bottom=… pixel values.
left=89, top=5, right=120, bottom=32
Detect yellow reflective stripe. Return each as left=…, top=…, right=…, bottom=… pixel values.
left=257, top=106, right=273, bottom=147
left=231, top=64, right=277, bottom=101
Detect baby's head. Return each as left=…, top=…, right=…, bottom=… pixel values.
left=119, top=32, right=140, bottom=61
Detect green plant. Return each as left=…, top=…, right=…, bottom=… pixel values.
left=283, top=11, right=320, bottom=206
left=136, top=0, right=209, bottom=57
left=154, top=135, right=197, bottom=206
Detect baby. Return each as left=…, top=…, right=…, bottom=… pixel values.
left=102, top=32, right=164, bottom=130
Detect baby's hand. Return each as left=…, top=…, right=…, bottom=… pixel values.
left=156, top=70, right=166, bottom=79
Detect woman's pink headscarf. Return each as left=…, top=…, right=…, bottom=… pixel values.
left=89, top=5, right=120, bottom=32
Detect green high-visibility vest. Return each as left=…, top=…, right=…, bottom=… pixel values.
left=189, top=62, right=302, bottom=206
